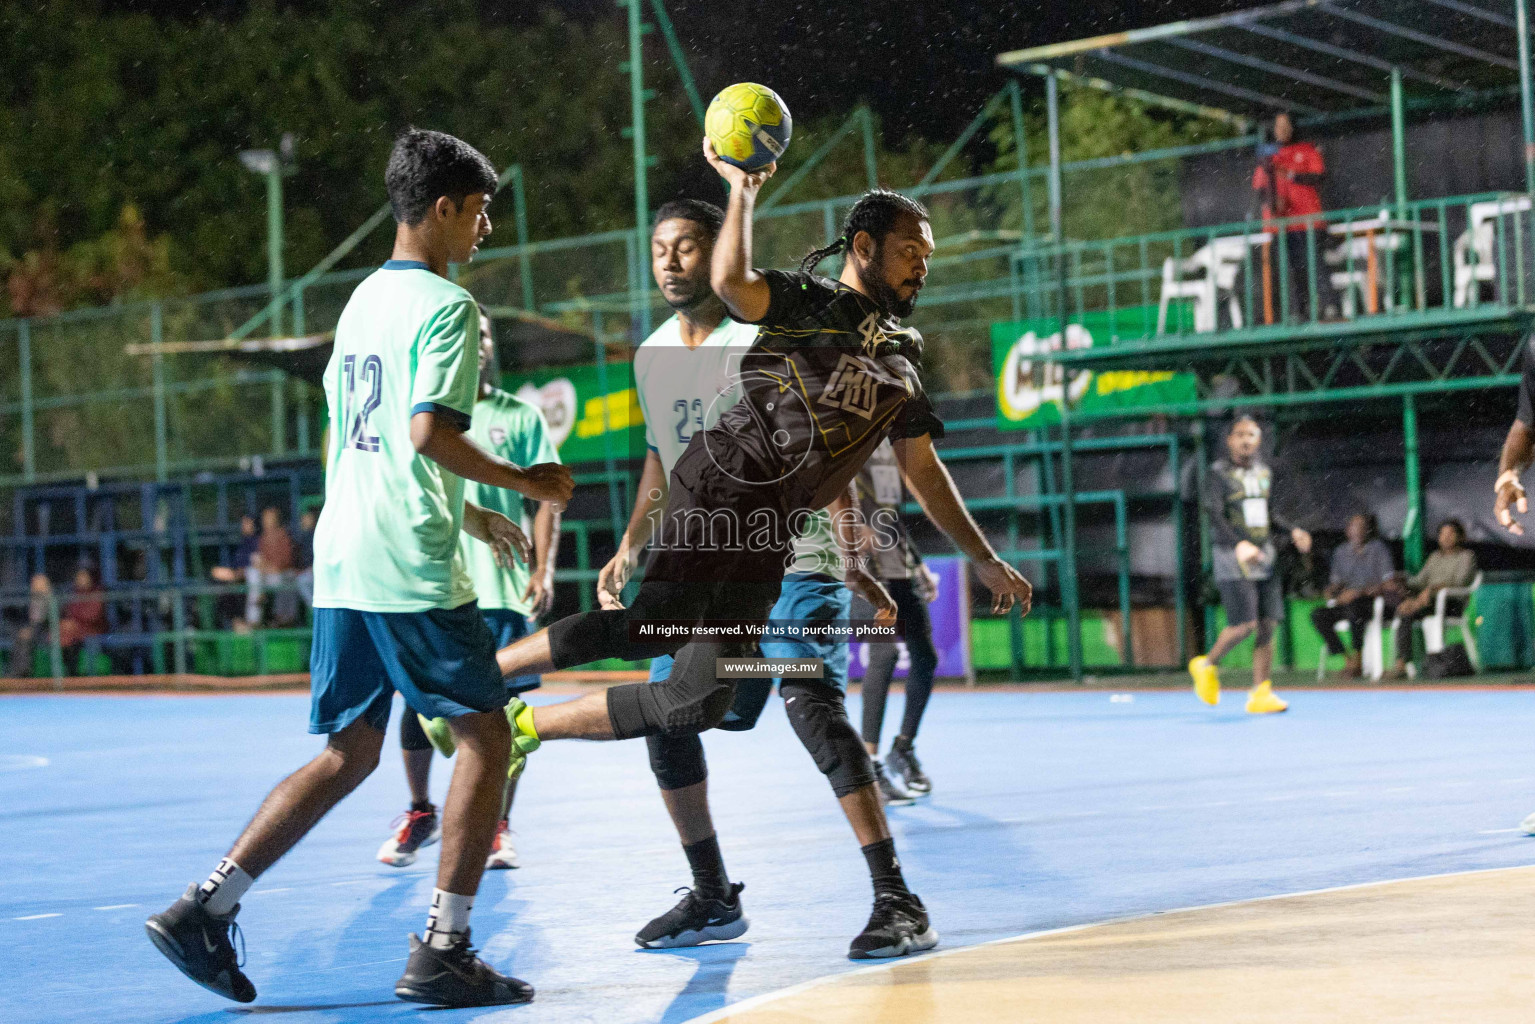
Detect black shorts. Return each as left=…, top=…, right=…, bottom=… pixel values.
left=1216, top=576, right=1284, bottom=627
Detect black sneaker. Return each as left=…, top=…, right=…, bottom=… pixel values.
left=887, top=737, right=931, bottom=795
left=873, top=759, right=917, bottom=805
left=848, top=890, right=938, bottom=960
left=144, top=884, right=256, bottom=1003
left=635, top=882, right=749, bottom=948
left=394, top=931, right=534, bottom=1007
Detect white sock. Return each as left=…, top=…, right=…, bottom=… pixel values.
left=424, top=889, right=474, bottom=949
left=198, top=857, right=253, bottom=917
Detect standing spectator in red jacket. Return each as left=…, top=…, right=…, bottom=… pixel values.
left=1253, top=112, right=1336, bottom=320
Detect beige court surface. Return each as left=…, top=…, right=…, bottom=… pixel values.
left=697, top=866, right=1535, bottom=1023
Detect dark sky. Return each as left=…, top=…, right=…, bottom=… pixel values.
left=110, top=0, right=1258, bottom=140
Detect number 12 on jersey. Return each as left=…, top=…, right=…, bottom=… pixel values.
left=342, top=354, right=383, bottom=452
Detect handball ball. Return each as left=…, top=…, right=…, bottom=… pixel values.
left=706, top=83, right=792, bottom=171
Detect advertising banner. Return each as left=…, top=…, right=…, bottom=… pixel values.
left=991, top=305, right=1196, bottom=429
left=501, top=362, right=644, bottom=464
left=850, top=557, right=972, bottom=682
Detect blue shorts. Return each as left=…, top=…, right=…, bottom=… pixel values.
left=309, top=603, right=506, bottom=735
left=647, top=573, right=851, bottom=730
left=482, top=608, right=542, bottom=695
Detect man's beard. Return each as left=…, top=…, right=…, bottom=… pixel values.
left=854, top=254, right=920, bottom=318
left=663, top=281, right=711, bottom=311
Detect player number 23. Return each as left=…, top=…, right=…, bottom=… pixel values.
left=342, top=354, right=383, bottom=452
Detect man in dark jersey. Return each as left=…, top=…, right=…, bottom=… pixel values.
left=1492, top=338, right=1535, bottom=833
left=487, top=140, right=1032, bottom=958
left=1188, top=415, right=1311, bottom=713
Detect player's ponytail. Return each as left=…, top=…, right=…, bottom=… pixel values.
left=799, top=188, right=929, bottom=275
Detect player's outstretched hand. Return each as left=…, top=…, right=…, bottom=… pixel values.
left=522, top=569, right=555, bottom=619
left=483, top=511, right=531, bottom=569
left=846, top=564, right=898, bottom=624
left=596, top=545, right=634, bottom=611
left=702, top=137, right=775, bottom=192
left=974, top=557, right=1032, bottom=616
left=515, top=462, right=574, bottom=507
left=1495, top=469, right=1527, bottom=535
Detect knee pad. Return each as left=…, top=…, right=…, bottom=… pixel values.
left=607, top=642, right=738, bottom=739
left=781, top=682, right=877, bottom=797
left=646, top=732, right=708, bottom=791
left=715, top=678, right=773, bottom=732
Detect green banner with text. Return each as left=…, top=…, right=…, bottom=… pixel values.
left=501, top=362, right=644, bottom=464
left=991, top=305, right=1196, bottom=429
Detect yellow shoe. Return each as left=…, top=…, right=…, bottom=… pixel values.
left=1188, top=656, right=1220, bottom=705
left=505, top=698, right=541, bottom=780
left=418, top=714, right=456, bottom=757
left=1246, top=680, right=1288, bottom=714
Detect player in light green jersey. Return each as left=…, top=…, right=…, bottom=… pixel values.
left=145, top=130, right=572, bottom=1010
left=380, top=306, right=562, bottom=872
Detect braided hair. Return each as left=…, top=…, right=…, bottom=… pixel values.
left=799, top=188, right=930, bottom=275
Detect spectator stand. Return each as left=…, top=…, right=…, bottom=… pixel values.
left=1001, top=0, right=1535, bottom=677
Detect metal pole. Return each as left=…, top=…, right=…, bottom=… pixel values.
left=1046, top=72, right=1064, bottom=242
left=1390, top=68, right=1409, bottom=213
left=1008, top=80, right=1037, bottom=241
left=861, top=107, right=878, bottom=189
left=151, top=302, right=167, bottom=482
left=266, top=167, right=284, bottom=338
left=1518, top=0, right=1535, bottom=195
left=511, top=166, right=536, bottom=311
left=1171, top=436, right=1186, bottom=664
left=18, top=321, right=34, bottom=482
left=1046, top=71, right=1069, bottom=331
left=271, top=371, right=286, bottom=457
left=648, top=0, right=706, bottom=126
left=624, top=0, right=652, bottom=336
left=293, top=285, right=310, bottom=454
left=47, top=591, right=63, bottom=683
left=1059, top=411, right=1084, bottom=682
left=1403, top=394, right=1424, bottom=572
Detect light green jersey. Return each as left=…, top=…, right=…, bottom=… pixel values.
left=312, top=262, right=480, bottom=612
left=457, top=388, right=560, bottom=614
left=633, top=314, right=844, bottom=580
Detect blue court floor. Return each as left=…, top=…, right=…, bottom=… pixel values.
left=1, top=686, right=1532, bottom=1024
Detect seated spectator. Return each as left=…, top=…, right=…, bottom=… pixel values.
left=294, top=508, right=317, bottom=611
left=2, top=574, right=51, bottom=677
left=247, top=505, right=298, bottom=627
left=58, top=567, right=107, bottom=675
left=1310, top=513, right=1396, bottom=678
left=211, top=514, right=259, bottom=632
left=1390, top=519, right=1478, bottom=677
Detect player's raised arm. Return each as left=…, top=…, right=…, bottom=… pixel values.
left=703, top=137, right=775, bottom=323
left=894, top=433, right=1032, bottom=616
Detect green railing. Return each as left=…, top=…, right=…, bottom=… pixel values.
left=1011, top=191, right=1535, bottom=347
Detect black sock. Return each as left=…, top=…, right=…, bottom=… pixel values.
left=861, top=838, right=910, bottom=897
left=410, top=799, right=433, bottom=813
left=683, top=836, right=731, bottom=899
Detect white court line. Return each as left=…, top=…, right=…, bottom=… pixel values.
left=247, top=887, right=293, bottom=896
left=677, top=863, right=1535, bottom=1024
left=0, top=755, right=49, bottom=773
left=1480, top=828, right=1525, bottom=835
left=14, top=913, right=61, bottom=921
left=93, top=904, right=138, bottom=910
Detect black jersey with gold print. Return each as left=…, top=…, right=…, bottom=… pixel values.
left=708, top=269, right=945, bottom=513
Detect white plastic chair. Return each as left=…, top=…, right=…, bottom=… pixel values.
left=1391, top=571, right=1482, bottom=674
left=1316, top=596, right=1386, bottom=682
left=1454, top=198, right=1532, bottom=307
left=1156, top=236, right=1254, bottom=334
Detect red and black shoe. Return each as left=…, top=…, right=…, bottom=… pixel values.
left=377, top=805, right=442, bottom=867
